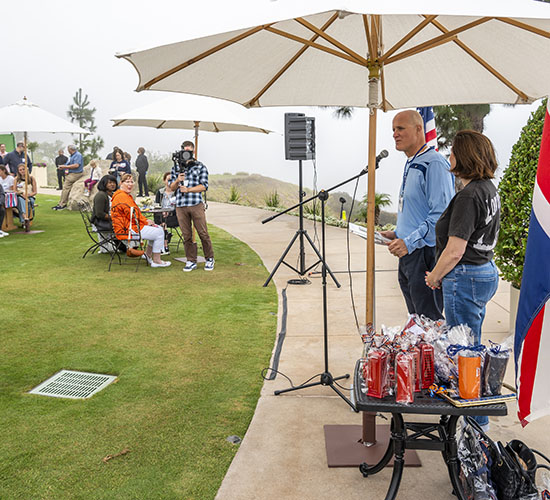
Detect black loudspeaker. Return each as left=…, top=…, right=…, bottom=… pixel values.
left=285, top=113, right=315, bottom=161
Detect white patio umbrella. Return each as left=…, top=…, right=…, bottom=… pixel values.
left=110, top=93, right=276, bottom=159
left=116, top=0, right=550, bottom=448
left=117, top=0, right=550, bottom=323
left=0, top=97, right=87, bottom=231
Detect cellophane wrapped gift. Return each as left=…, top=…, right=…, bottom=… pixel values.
left=395, top=351, right=415, bottom=404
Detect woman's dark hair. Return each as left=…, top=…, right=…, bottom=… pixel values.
left=451, top=130, right=498, bottom=180
left=0, top=165, right=8, bottom=175
left=163, top=171, right=171, bottom=181
left=97, top=174, right=118, bottom=192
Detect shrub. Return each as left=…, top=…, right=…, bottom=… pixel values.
left=147, top=174, right=164, bottom=195
left=228, top=185, right=241, bottom=203
left=494, top=99, right=546, bottom=289
left=303, top=201, right=321, bottom=216
left=264, top=190, right=280, bottom=208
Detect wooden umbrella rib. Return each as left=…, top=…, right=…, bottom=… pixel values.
left=295, top=17, right=367, bottom=65
left=363, top=15, right=375, bottom=59
left=380, top=15, right=437, bottom=62
left=380, top=66, right=387, bottom=111
left=385, top=17, right=492, bottom=65
left=246, top=14, right=339, bottom=107
left=156, top=120, right=167, bottom=129
left=496, top=17, right=550, bottom=39
left=143, top=24, right=270, bottom=89
left=212, top=122, right=220, bottom=133
left=429, top=18, right=529, bottom=102
left=264, top=26, right=363, bottom=66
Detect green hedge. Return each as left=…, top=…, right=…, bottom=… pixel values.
left=495, top=99, right=547, bottom=288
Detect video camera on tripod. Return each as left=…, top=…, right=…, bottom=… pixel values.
left=172, top=149, right=196, bottom=174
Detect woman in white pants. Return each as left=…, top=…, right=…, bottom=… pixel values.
left=111, top=174, right=171, bottom=268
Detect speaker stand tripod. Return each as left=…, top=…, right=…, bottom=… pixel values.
left=262, top=160, right=340, bottom=288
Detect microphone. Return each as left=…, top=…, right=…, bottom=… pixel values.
left=376, top=149, right=389, bottom=166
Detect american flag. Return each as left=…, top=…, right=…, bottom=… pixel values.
left=515, top=99, right=550, bottom=426
left=416, top=106, right=438, bottom=150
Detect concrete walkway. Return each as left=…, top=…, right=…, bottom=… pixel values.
left=204, top=201, right=550, bottom=500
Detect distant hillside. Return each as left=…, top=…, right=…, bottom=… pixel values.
left=208, top=172, right=370, bottom=220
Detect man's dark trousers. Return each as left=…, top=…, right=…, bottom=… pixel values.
left=398, top=246, right=443, bottom=320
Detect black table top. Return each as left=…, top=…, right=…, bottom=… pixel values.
left=353, top=360, right=508, bottom=417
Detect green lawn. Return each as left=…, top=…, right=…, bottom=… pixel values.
left=1, top=195, right=277, bottom=500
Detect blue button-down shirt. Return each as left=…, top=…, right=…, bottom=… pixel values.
left=169, top=161, right=209, bottom=207
left=395, top=148, right=455, bottom=254
left=2, top=150, right=32, bottom=174
left=66, top=150, right=84, bottom=173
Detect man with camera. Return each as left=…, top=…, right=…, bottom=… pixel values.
left=169, top=141, right=214, bottom=272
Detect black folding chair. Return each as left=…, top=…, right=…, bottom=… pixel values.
left=109, top=202, right=148, bottom=272
left=79, top=201, right=120, bottom=263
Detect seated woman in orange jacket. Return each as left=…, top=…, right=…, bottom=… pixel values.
left=111, top=174, right=171, bottom=268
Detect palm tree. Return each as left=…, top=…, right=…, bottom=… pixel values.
left=433, top=104, right=491, bottom=151
left=359, top=192, right=392, bottom=225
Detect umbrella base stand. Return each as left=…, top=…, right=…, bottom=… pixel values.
left=324, top=424, right=421, bottom=467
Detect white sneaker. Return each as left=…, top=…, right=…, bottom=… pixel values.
left=84, top=191, right=90, bottom=197
left=161, top=247, right=170, bottom=255
left=183, top=261, right=197, bottom=272
left=150, top=260, right=171, bottom=268
left=204, top=258, right=215, bottom=271
left=0, top=231, right=5, bottom=238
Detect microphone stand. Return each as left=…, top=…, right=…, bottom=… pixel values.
left=269, top=160, right=382, bottom=410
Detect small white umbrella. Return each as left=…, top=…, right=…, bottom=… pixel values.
left=0, top=97, right=87, bottom=230
left=111, top=93, right=276, bottom=158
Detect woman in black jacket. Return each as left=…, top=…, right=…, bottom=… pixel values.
left=92, top=175, right=118, bottom=231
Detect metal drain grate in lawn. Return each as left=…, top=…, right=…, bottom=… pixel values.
left=29, top=370, right=117, bottom=399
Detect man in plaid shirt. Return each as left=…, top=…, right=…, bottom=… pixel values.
left=169, top=141, right=215, bottom=272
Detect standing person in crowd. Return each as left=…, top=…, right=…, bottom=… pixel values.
left=2, top=142, right=32, bottom=175
left=83, top=160, right=102, bottom=197
left=425, top=130, right=500, bottom=431
left=380, top=110, right=455, bottom=320
left=111, top=174, right=170, bottom=268
left=15, top=164, right=37, bottom=225
left=106, top=146, right=121, bottom=161
left=136, top=147, right=149, bottom=197
left=109, top=150, right=131, bottom=182
left=0, top=143, right=7, bottom=161
left=52, top=145, right=84, bottom=211
left=0, top=184, right=7, bottom=237
left=54, top=149, right=68, bottom=190
left=169, top=140, right=214, bottom=272
left=425, top=131, right=500, bottom=343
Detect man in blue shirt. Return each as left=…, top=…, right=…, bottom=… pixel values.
left=52, top=145, right=84, bottom=210
left=2, top=142, right=32, bottom=175
left=380, top=110, right=455, bottom=320
left=169, top=141, right=214, bottom=272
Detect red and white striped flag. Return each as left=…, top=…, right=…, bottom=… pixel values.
left=416, top=106, right=438, bottom=150
left=515, top=99, right=550, bottom=426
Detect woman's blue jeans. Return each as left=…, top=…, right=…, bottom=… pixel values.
left=442, top=261, right=499, bottom=427
left=17, top=195, right=35, bottom=223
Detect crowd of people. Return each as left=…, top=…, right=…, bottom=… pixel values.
left=84, top=141, right=215, bottom=272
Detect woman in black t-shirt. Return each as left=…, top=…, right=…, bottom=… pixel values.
left=425, top=130, right=500, bottom=347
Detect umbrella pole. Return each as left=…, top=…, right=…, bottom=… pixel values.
left=362, top=106, right=378, bottom=444
left=23, top=132, right=30, bottom=232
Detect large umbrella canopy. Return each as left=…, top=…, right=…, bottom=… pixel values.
left=117, top=0, right=550, bottom=439
left=117, top=0, right=550, bottom=110
left=0, top=98, right=87, bottom=134
left=111, top=94, right=275, bottom=134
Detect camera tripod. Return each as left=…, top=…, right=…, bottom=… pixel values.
left=262, top=160, right=340, bottom=288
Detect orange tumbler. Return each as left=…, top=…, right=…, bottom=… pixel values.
left=458, top=355, right=481, bottom=399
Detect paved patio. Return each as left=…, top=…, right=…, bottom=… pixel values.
left=204, top=201, right=548, bottom=500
